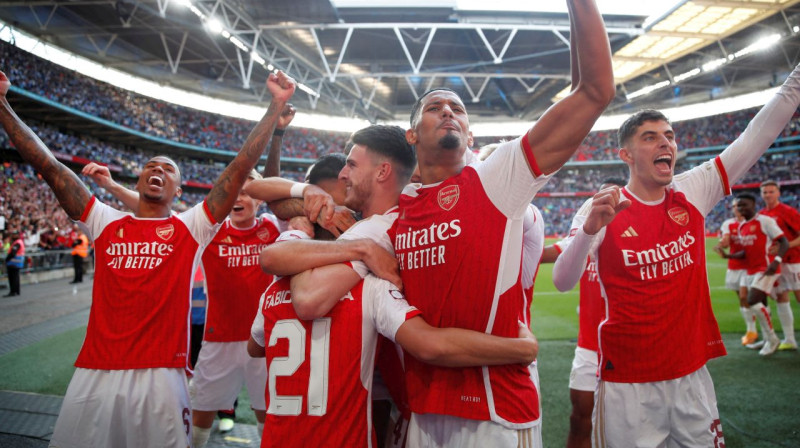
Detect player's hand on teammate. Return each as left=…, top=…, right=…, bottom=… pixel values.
left=0, top=70, right=10, bottom=97
left=81, top=162, right=115, bottom=188
left=360, top=240, right=403, bottom=291
left=583, top=185, right=630, bottom=235
left=517, top=321, right=539, bottom=364
left=277, top=104, right=296, bottom=130
left=713, top=245, right=727, bottom=258
left=302, top=184, right=336, bottom=226
left=267, top=71, right=296, bottom=103
left=318, top=207, right=357, bottom=238
left=288, top=216, right=314, bottom=238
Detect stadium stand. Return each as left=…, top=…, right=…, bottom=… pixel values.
left=2, top=40, right=799, bottom=239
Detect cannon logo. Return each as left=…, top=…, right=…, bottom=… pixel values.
left=438, top=185, right=460, bottom=211
left=668, top=207, right=689, bottom=226
left=156, top=224, right=175, bottom=241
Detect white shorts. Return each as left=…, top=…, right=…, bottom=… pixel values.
left=724, top=269, right=746, bottom=291
left=593, top=366, right=724, bottom=448
left=191, top=340, right=267, bottom=411
left=743, top=272, right=780, bottom=295
left=407, top=413, right=542, bottom=448
left=49, top=367, right=191, bottom=448
left=776, top=263, right=800, bottom=293
left=569, top=347, right=599, bottom=392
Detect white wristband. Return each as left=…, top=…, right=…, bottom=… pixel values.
left=774, top=256, right=782, bottom=264
left=290, top=182, right=308, bottom=198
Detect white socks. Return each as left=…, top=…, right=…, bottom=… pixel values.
left=740, top=307, right=757, bottom=333
left=192, top=426, right=211, bottom=448
left=776, top=301, right=796, bottom=344
left=750, top=303, right=777, bottom=340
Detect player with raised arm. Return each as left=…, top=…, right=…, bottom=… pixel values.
left=393, top=1, right=614, bottom=445
left=759, top=180, right=800, bottom=350
left=81, top=105, right=298, bottom=448
left=542, top=179, right=625, bottom=448
left=551, top=63, right=800, bottom=446
left=0, top=68, right=295, bottom=447
left=714, top=199, right=757, bottom=345
left=721, top=193, right=789, bottom=356
left=245, top=125, right=540, bottom=447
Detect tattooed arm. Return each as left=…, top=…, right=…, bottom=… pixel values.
left=0, top=71, right=91, bottom=220
left=262, top=103, right=296, bottom=178
left=205, top=71, right=296, bottom=223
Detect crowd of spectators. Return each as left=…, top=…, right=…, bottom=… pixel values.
left=1, top=42, right=350, bottom=160
left=2, top=39, right=800, bottom=239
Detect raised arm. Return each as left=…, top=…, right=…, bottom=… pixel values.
left=396, top=319, right=538, bottom=367
left=205, top=71, right=295, bottom=223
left=0, top=71, right=91, bottom=219
left=552, top=187, right=627, bottom=291
left=261, top=103, right=296, bottom=178
left=526, top=0, right=615, bottom=175
left=82, top=162, right=140, bottom=212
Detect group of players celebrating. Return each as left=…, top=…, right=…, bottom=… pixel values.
left=1, top=0, right=799, bottom=447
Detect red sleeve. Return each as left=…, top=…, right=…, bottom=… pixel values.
left=202, top=200, right=217, bottom=225
left=79, top=196, right=97, bottom=223
left=520, top=135, right=543, bottom=177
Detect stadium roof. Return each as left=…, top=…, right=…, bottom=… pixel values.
left=2, top=0, right=800, bottom=124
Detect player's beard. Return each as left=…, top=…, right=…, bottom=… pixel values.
left=438, top=133, right=461, bottom=150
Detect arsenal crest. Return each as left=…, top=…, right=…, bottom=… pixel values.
left=156, top=224, right=175, bottom=241
left=667, top=207, right=689, bottom=226
left=437, top=185, right=460, bottom=211
left=257, top=228, right=271, bottom=241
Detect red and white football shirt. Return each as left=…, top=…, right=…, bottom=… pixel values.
left=76, top=197, right=219, bottom=370
left=203, top=214, right=281, bottom=342
left=737, top=215, right=784, bottom=275
left=720, top=218, right=747, bottom=271
left=521, top=204, right=545, bottom=318
left=251, top=275, right=420, bottom=448
left=760, top=203, right=800, bottom=263
left=555, top=200, right=605, bottom=353
left=393, top=136, right=551, bottom=427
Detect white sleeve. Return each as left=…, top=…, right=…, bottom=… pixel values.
left=337, top=216, right=394, bottom=278
left=178, top=201, right=221, bottom=247
left=364, top=276, right=419, bottom=343
left=521, top=205, right=545, bottom=289
left=551, top=198, right=603, bottom=292
left=721, top=65, right=800, bottom=187
left=250, top=292, right=267, bottom=347
left=475, top=137, right=555, bottom=218
left=81, top=198, right=129, bottom=241
left=720, top=219, right=732, bottom=236
left=762, top=216, right=785, bottom=240
left=676, top=65, right=800, bottom=216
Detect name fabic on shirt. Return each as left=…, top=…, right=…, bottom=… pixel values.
left=105, top=241, right=174, bottom=269
left=621, top=231, right=695, bottom=280
left=218, top=243, right=271, bottom=268
left=395, top=219, right=461, bottom=270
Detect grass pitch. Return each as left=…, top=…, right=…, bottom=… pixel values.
left=1, top=238, right=798, bottom=446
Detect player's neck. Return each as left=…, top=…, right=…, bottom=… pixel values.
left=361, top=191, right=398, bottom=219
left=135, top=200, right=172, bottom=218
left=765, top=201, right=780, bottom=210
left=230, top=216, right=256, bottom=229
left=418, top=146, right=464, bottom=184
left=626, top=175, right=670, bottom=202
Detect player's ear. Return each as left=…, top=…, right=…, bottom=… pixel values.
left=405, top=128, right=417, bottom=145
left=376, top=161, right=392, bottom=183
left=618, top=147, right=632, bottom=164
left=175, top=186, right=182, bottom=198
left=467, top=130, right=474, bottom=148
